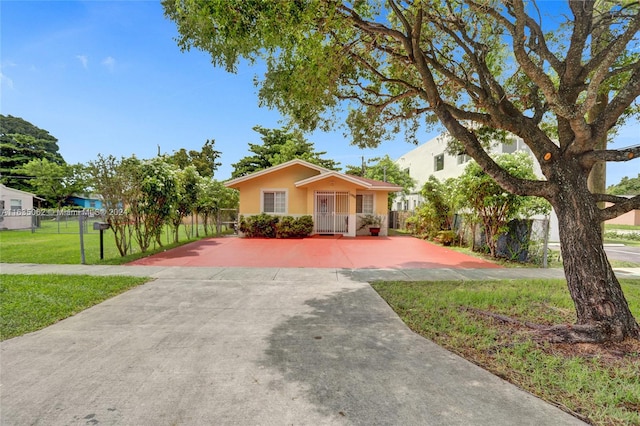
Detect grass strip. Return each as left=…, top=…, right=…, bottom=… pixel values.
left=371, top=278, right=640, bottom=426
left=0, top=226, right=229, bottom=265
left=0, top=274, right=150, bottom=340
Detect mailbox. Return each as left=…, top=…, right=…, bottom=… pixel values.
left=93, top=222, right=110, bottom=231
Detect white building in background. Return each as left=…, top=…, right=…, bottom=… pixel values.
left=0, top=184, right=43, bottom=230
left=392, top=132, right=560, bottom=241
left=392, top=132, right=538, bottom=211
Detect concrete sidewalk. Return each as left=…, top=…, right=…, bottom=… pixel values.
left=2, top=262, right=640, bottom=281
left=3, top=264, right=636, bottom=425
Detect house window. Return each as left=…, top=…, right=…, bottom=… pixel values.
left=262, top=190, right=286, bottom=214
left=10, top=199, right=22, bottom=211
left=356, top=194, right=374, bottom=214
left=434, top=154, right=444, bottom=171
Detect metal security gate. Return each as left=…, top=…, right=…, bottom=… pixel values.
left=314, top=191, right=349, bottom=234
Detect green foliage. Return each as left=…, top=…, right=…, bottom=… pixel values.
left=239, top=213, right=313, bottom=238
left=358, top=155, right=415, bottom=209
left=170, top=165, right=200, bottom=242
left=231, top=126, right=340, bottom=178
left=420, top=176, right=457, bottom=232
left=20, top=159, right=87, bottom=207
left=130, top=157, right=178, bottom=252
left=456, top=152, right=550, bottom=257
left=0, top=115, right=65, bottom=192
left=357, top=214, right=382, bottom=230
left=239, top=213, right=279, bottom=238
left=87, top=154, right=136, bottom=256
left=87, top=155, right=179, bottom=254
left=434, top=230, right=458, bottom=246
left=275, top=215, right=314, bottom=238
left=168, top=139, right=222, bottom=178
left=197, top=179, right=239, bottom=236
left=607, top=174, right=640, bottom=196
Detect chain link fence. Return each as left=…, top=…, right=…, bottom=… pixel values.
left=35, top=210, right=108, bottom=235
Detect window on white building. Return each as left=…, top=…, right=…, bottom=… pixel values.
left=263, top=191, right=286, bottom=214
left=356, top=194, right=374, bottom=214
left=434, top=154, right=445, bottom=171
left=457, top=153, right=471, bottom=164
left=502, top=141, right=517, bottom=153
left=10, top=199, right=22, bottom=211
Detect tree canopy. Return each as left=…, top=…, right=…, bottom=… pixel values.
left=0, top=115, right=65, bottom=192
left=607, top=174, right=640, bottom=195
left=20, top=159, right=87, bottom=208
left=164, top=0, right=640, bottom=341
left=348, top=155, right=415, bottom=209
left=168, top=139, right=222, bottom=178
left=231, top=126, right=340, bottom=178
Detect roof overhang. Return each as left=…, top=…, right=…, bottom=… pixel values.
left=224, top=159, right=329, bottom=189
left=294, top=171, right=370, bottom=189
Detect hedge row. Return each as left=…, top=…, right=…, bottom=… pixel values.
left=238, top=214, right=314, bottom=238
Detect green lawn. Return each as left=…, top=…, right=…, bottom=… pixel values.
left=372, top=278, right=640, bottom=426
left=0, top=274, right=150, bottom=340
left=0, top=223, right=231, bottom=265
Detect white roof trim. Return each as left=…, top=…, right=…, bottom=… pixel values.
left=224, top=159, right=330, bottom=188
left=0, top=183, right=44, bottom=199
left=294, top=171, right=370, bottom=188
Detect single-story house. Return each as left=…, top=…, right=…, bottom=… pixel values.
left=0, top=184, right=44, bottom=230
left=67, top=193, right=103, bottom=210
left=224, top=159, right=403, bottom=237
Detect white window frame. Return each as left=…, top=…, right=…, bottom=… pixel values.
left=356, top=193, right=374, bottom=214
left=10, top=199, right=22, bottom=211
left=261, top=189, right=287, bottom=214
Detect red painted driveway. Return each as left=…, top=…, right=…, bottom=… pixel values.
left=128, top=236, right=502, bottom=269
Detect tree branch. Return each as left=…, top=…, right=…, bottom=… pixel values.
left=580, top=145, right=640, bottom=167
left=599, top=195, right=640, bottom=222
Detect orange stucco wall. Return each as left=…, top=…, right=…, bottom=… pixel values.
left=236, top=165, right=320, bottom=215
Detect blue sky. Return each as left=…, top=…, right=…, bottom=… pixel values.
left=1, top=1, right=637, bottom=185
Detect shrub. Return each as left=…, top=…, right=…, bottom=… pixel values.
left=434, top=230, right=457, bottom=246
left=238, top=213, right=279, bottom=238
left=240, top=214, right=313, bottom=238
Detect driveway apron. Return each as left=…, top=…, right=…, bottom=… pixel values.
left=0, top=267, right=584, bottom=425
left=128, top=236, right=502, bottom=269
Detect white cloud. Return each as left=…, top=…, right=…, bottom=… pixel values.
left=76, top=55, right=88, bottom=69
left=102, top=56, right=116, bottom=72
left=0, top=72, right=14, bottom=90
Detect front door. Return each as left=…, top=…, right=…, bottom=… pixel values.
left=314, top=191, right=349, bottom=234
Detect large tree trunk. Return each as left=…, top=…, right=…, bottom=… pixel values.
left=553, top=169, right=640, bottom=342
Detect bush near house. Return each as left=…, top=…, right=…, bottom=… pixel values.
left=239, top=214, right=313, bottom=238
left=276, top=215, right=314, bottom=238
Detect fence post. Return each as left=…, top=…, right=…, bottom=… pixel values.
left=542, top=217, right=550, bottom=268
left=79, top=212, right=86, bottom=264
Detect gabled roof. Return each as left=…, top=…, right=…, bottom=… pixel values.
left=224, top=159, right=329, bottom=188
left=295, top=171, right=403, bottom=191
left=224, top=158, right=403, bottom=192
left=0, top=184, right=45, bottom=200
left=345, top=175, right=404, bottom=191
